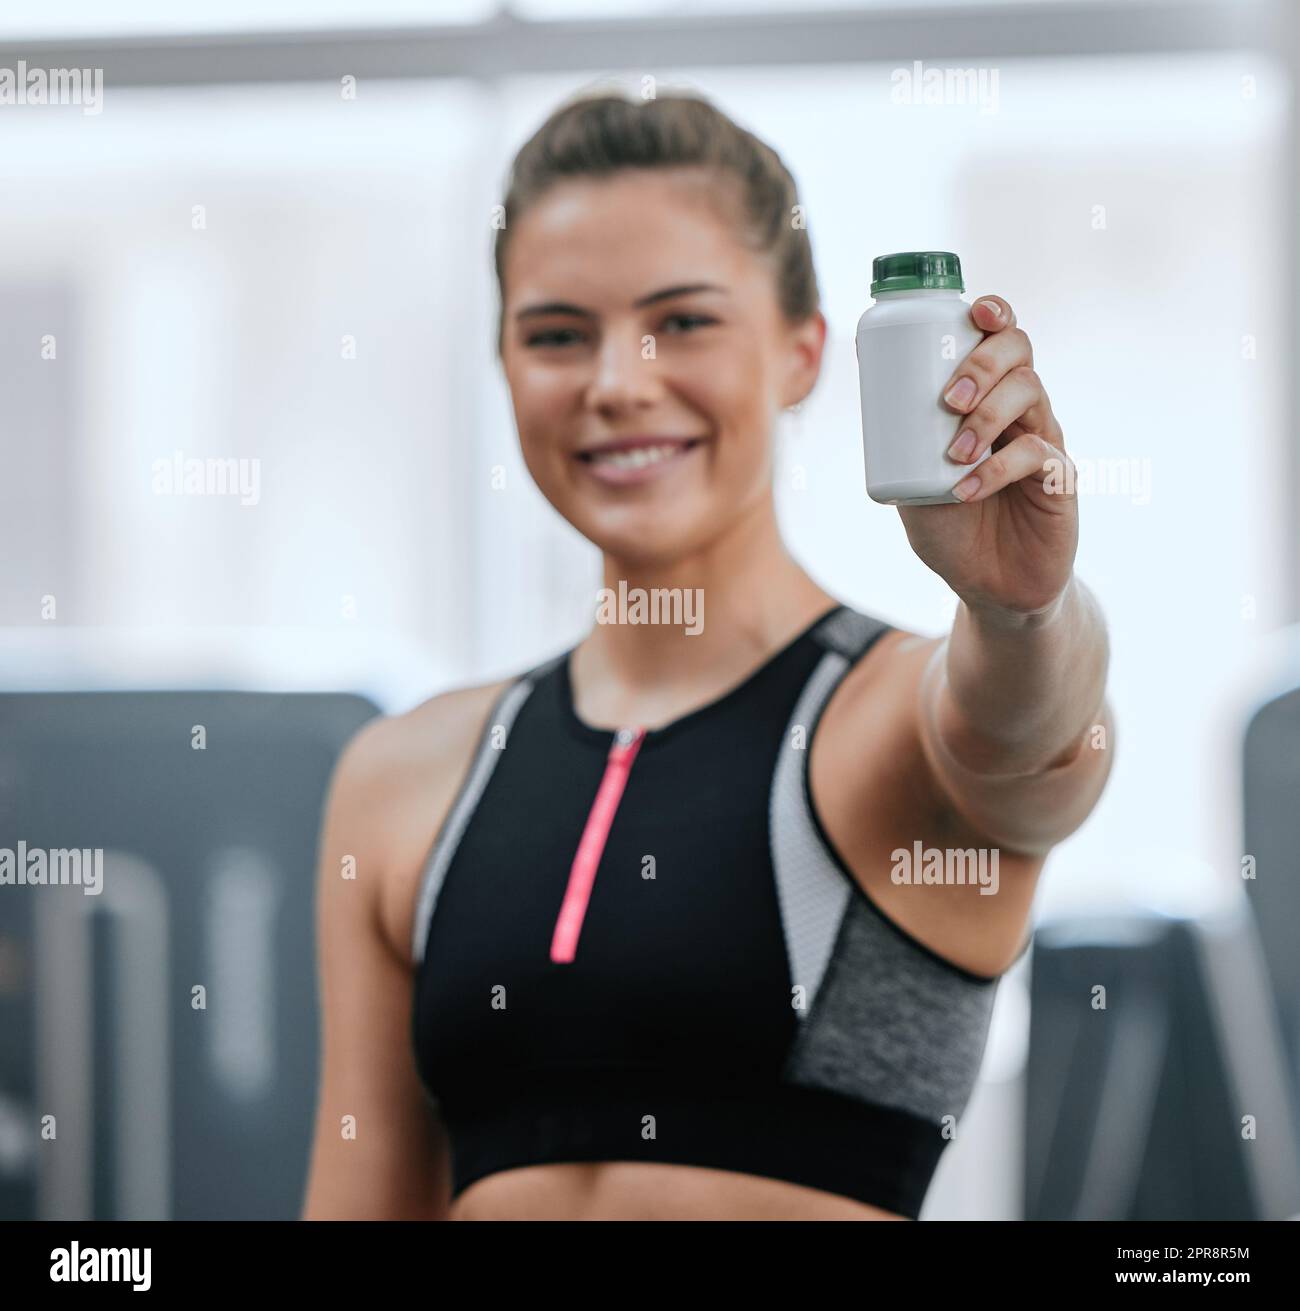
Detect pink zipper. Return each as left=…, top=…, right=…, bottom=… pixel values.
left=549, top=726, right=646, bottom=964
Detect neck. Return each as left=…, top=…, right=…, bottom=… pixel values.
left=574, top=490, right=837, bottom=710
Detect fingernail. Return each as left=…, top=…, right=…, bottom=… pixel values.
left=943, top=377, right=976, bottom=408
left=978, top=300, right=1002, bottom=320
left=948, top=429, right=976, bottom=460
left=952, top=473, right=981, bottom=501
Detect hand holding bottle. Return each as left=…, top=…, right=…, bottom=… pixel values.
left=901, top=291, right=1076, bottom=620
left=856, top=253, right=1076, bottom=618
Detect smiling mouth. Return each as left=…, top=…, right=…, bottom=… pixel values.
left=576, top=439, right=704, bottom=471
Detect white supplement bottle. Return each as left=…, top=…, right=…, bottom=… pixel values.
left=855, top=251, right=988, bottom=505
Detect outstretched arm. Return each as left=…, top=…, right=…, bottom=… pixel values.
left=899, top=293, right=1115, bottom=853
left=917, top=579, right=1115, bottom=855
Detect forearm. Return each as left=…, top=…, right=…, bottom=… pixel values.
left=931, top=575, right=1110, bottom=778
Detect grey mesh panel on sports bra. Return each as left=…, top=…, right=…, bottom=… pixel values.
left=785, top=897, right=998, bottom=1123
left=768, top=648, right=857, bottom=1009
left=768, top=608, right=999, bottom=1124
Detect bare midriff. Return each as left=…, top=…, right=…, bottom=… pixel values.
left=447, top=1161, right=907, bottom=1221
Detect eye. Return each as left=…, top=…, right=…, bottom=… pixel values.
left=662, top=313, right=716, bottom=333
left=525, top=327, right=584, bottom=348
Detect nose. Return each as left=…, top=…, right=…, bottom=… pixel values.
left=584, top=324, right=662, bottom=416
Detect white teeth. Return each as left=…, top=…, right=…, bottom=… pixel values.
left=590, top=443, right=684, bottom=470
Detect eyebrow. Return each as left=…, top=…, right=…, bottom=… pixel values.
left=515, top=283, right=728, bottom=321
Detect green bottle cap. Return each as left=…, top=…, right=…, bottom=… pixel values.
left=870, top=251, right=964, bottom=296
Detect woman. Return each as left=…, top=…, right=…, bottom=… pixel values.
left=301, top=90, right=1114, bottom=1221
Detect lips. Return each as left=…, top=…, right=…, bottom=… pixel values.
left=576, top=435, right=703, bottom=459
left=575, top=436, right=705, bottom=486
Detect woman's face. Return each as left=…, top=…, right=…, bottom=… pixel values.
left=500, top=167, right=825, bottom=567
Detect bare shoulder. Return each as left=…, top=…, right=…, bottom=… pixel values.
left=820, top=624, right=935, bottom=732
left=306, top=676, right=519, bottom=1218
left=812, top=624, right=943, bottom=814
left=324, top=675, right=518, bottom=969
left=810, top=624, right=1041, bottom=978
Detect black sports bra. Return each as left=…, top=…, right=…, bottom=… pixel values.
left=410, top=604, right=1024, bottom=1218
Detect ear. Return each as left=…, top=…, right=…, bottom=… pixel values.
left=779, top=310, right=827, bottom=409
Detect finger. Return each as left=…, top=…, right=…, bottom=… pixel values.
left=946, top=365, right=1051, bottom=465
left=951, top=433, right=1073, bottom=503
left=970, top=295, right=1016, bottom=334
left=941, top=326, right=1033, bottom=415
